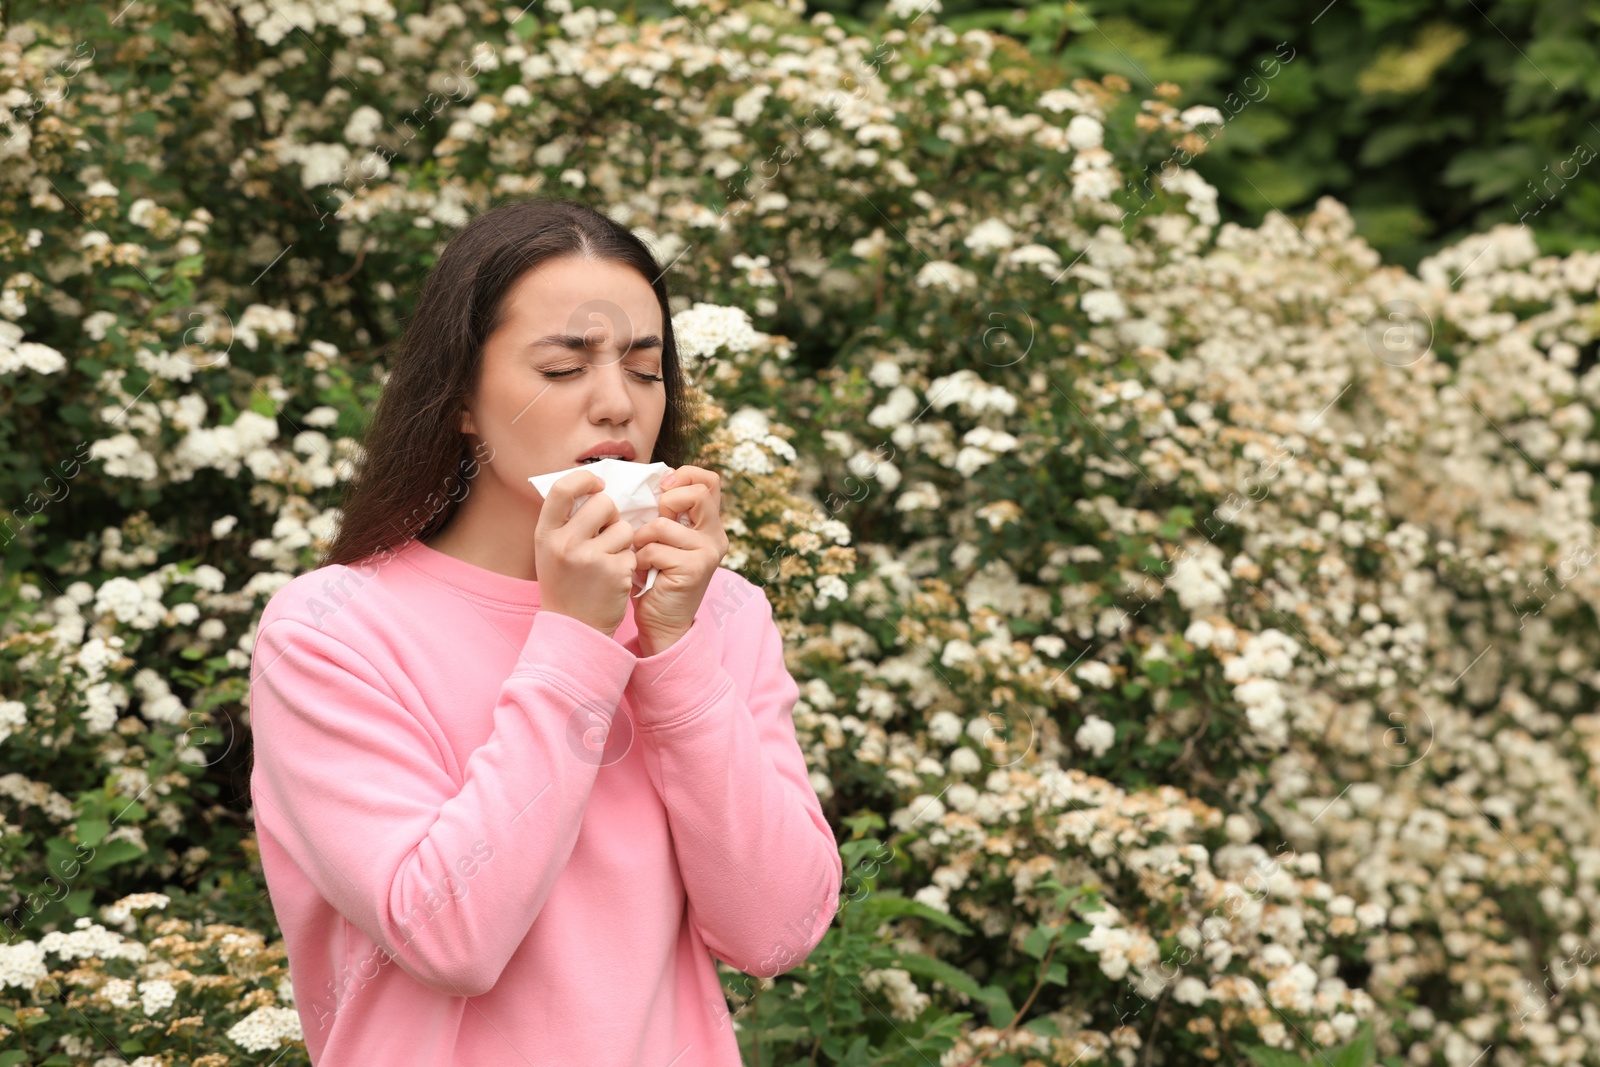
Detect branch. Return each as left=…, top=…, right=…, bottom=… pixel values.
left=947, top=938, right=1058, bottom=1067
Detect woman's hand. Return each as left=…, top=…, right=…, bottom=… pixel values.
left=535, top=468, right=637, bottom=638
left=632, top=465, right=729, bottom=656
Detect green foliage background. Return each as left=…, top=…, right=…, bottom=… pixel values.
left=674, top=0, right=1599, bottom=269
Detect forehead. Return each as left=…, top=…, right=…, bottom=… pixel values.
left=499, top=256, right=662, bottom=338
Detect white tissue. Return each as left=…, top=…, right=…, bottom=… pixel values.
left=528, top=458, right=691, bottom=598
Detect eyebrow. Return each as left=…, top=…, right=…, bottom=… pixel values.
left=525, top=333, right=663, bottom=353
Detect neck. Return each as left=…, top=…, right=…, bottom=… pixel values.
left=423, top=474, right=544, bottom=582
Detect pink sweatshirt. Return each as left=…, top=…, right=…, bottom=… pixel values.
left=247, top=537, right=841, bottom=1065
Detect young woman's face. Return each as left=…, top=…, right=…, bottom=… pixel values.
left=461, top=254, right=668, bottom=505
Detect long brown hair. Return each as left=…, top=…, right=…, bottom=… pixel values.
left=319, top=196, right=693, bottom=568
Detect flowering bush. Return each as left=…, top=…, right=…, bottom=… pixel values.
left=2, top=1, right=1597, bottom=1066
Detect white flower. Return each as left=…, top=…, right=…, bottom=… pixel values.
left=295, top=143, right=351, bottom=188
left=138, top=978, right=177, bottom=1015
left=1174, top=976, right=1210, bottom=1005
left=952, top=446, right=996, bottom=477
left=1072, top=166, right=1119, bottom=201
left=732, top=85, right=772, bottom=124
left=0, top=939, right=47, bottom=990
left=851, top=228, right=888, bottom=260
left=1075, top=660, right=1115, bottom=688
left=928, top=710, right=963, bottom=744
left=726, top=440, right=773, bottom=474
left=926, top=368, right=1017, bottom=416
left=227, top=1005, right=304, bottom=1053
left=673, top=302, right=759, bottom=360
left=0, top=340, right=67, bottom=375
left=1025, top=638, right=1068, bottom=668
left=1066, top=114, right=1103, bottom=150
left=963, top=218, right=1015, bottom=256
left=1038, top=88, right=1090, bottom=114
left=1159, top=167, right=1220, bottom=226
left=912, top=883, right=949, bottom=913
left=1081, top=289, right=1127, bottom=323
left=949, top=747, right=982, bottom=774
left=1006, top=243, right=1062, bottom=275
left=1184, top=619, right=1216, bottom=649
left=813, top=574, right=849, bottom=607
left=913, top=261, right=978, bottom=293
left=83, top=310, right=118, bottom=341
left=863, top=967, right=931, bottom=1020
left=39, top=922, right=146, bottom=963
left=1168, top=545, right=1231, bottom=610
left=99, top=976, right=136, bottom=1008
left=1180, top=105, right=1225, bottom=129
left=128, top=198, right=160, bottom=228
left=940, top=639, right=978, bottom=667
left=0, top=700, right=26, bottom=744
left=343, top=105, right=384, bottom=147
left=1080, top=921, right=1132, bottom=980
left=867, top=358, right=902, bottom=389
left=1075, top=714, right=1116, bottom=757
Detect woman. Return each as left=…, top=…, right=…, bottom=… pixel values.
left=247, top=197, right=842, bottom=1065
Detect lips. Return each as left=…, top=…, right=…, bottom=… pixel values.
left=576, top=439, right=637, bottom=463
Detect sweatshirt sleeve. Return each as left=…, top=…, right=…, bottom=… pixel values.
left=248, top=608, right=637, bottom=999
left=623, top=573, right=842, bottom=978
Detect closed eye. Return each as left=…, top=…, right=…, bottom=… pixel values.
left=541, top=367, right=663, bottom=383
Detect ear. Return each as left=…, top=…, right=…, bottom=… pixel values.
left=460, top=407, right=476, bottom=436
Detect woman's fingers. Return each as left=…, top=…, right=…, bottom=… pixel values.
left=537, top=469, right=617, bottom=540
left=634, top=541, right=694, bottom=574
left=658, top=465, right=722, bottom=527
left=633, top=514, right=701, bottom=551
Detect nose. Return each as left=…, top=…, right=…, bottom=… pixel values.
left=587, top=344, right=635, bottom=426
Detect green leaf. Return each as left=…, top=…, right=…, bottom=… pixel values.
left=839, top=837, right=885, bottom=867
left=1332, top=1023, right=1376, bottom=1067
left=891, top=950, right=987, bottom=1001
left=979, top=983, right=1015, bottom=1028
left=92, top=839, right=148, bottom=868
left=77, top=816, right=109, bottom=846
left=0, top=1052, right=29, bottom=1067
left=64, top=888, right=94, bottom=916
left=171, top=252, right=206, bottom=277
left=858, top=891, right=974, bottom=935
left=249, top=391, right=279, bottom=418
left=841, top=811, right=885, bottom=837
left=1243, top=1047, right=1307, bottom=1067
left=511, top=12, right=541, bottom=39
left=1021, top=923, right=1055, bottom=959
